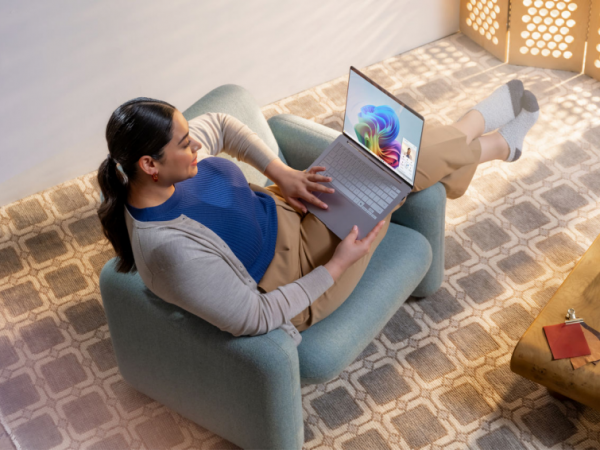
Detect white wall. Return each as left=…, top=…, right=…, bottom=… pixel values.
left=0, top=0, right=459, bottom=206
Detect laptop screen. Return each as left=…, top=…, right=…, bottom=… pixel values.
left=342, top=67, right=424, bottom=187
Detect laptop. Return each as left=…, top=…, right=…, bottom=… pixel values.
left=300, top=66, right=425, bottom=240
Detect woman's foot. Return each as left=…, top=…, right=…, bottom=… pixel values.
left=498, top=90, right=540, bottom=162
left=470, top=79, right=525, bottom=133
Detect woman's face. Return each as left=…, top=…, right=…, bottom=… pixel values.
left=142, top=109, right=202, bottom=184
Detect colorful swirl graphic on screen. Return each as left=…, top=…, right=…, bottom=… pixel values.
left=353, top=105, right=401, bottom=168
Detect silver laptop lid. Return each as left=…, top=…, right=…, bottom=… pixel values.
left=342, top=66, right=425, bottom=188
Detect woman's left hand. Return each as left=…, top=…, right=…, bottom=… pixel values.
left=275, top=166, right=336, bottom=214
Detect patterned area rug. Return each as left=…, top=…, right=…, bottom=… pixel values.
left=2, top=31, right=600, bottom=450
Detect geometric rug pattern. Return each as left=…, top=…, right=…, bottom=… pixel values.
left=1, top=32, right=600, bottom=449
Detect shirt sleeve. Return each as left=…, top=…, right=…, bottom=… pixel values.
left=147, top=246, right=335, bottom=340
left=187, top=112, right=279, bottom=174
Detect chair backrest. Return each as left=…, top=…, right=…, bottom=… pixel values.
left=182, top=84, right=289, bottom=187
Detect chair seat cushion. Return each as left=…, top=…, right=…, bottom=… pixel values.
left=297, top=223, right=432, bottom=384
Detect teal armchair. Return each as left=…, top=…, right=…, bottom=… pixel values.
left=99, top=84, right=445, bottom=450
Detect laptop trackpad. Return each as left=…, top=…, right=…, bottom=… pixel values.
left=306, top=191, right=376, bottom=241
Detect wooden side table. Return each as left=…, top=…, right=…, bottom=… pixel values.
left=511, top=234, right=600, bottom=410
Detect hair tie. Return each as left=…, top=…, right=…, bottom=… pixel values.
left=108, top=154, right=126, bottom=179
left=107, top=154, right=120, bottom=168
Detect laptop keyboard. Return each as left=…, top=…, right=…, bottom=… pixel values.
left=318, top=144, right=401, bottom=219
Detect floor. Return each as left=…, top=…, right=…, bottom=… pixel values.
left=1, top=32, right=600, bottom=449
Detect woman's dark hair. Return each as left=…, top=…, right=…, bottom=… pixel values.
left=97, top=97, right=176, bottom=273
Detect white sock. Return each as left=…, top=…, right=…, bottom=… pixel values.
left=470, top=79, right=524, bottom=133
left=498, top=90, right=540, bottom=162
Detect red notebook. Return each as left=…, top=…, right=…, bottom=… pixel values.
left=543, top=323, right=591, bottom=360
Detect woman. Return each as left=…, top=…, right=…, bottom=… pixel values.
left=97, top=81, right=539, bottom=345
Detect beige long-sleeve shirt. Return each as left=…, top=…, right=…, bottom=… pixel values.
left=124, top=112, right=335, bottom=345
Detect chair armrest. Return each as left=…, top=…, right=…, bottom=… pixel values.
left=267, top=114, right=339, bottom=171
left=391, top=182, right=446, bottom=297
left=99, top=258, right=304, bottom=450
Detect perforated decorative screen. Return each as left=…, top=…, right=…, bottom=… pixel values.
left=508, top=0, right=590, bottom=71
left=460, top=0, right=600, bottom=80
left=584, top=0, right=600, bottom=79
left=460, top=0, right=510, bottom=61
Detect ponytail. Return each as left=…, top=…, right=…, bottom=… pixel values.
left=97, top=155, right=134, bottom=273
left=97, top=97, right=176, bottom=273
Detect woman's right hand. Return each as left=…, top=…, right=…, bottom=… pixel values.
left=324, top=220, right=387, bottom=281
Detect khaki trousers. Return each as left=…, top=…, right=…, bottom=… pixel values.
left=250, top=123, right=481, bottom=332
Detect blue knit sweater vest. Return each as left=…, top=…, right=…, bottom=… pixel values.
left=126, top=157, right=278, bottom=283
